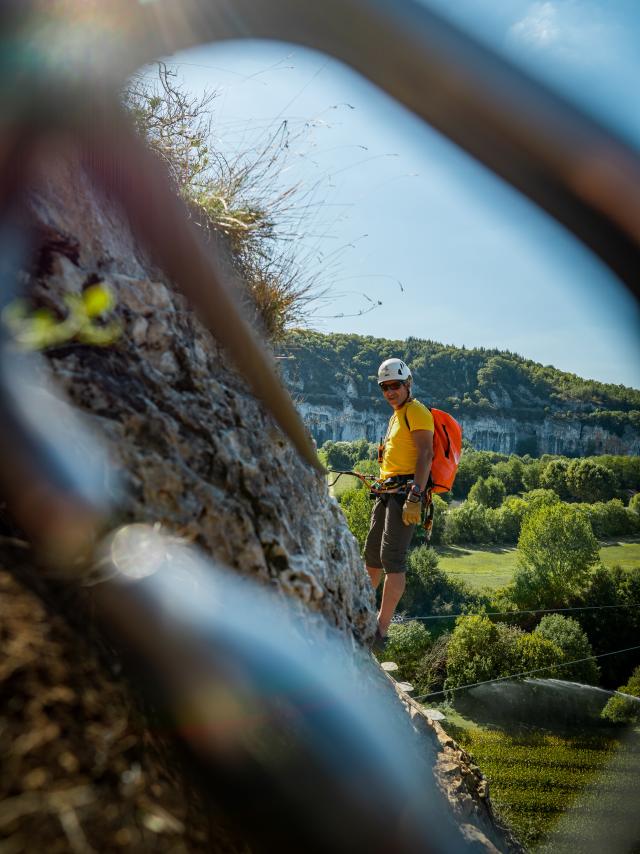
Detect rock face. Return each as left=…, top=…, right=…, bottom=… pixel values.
left=294, top=399, right=640, bottom=456
left=0, top=156, right=519, bottom=852
left=391, top=682, right=523, bottom=854
left=25, top=155, right=373, bottom=642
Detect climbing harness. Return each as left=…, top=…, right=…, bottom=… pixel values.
left=327, top=470, right=436, bottom=540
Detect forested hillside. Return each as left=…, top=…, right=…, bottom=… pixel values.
left=280, top=330, right=640, bottom=454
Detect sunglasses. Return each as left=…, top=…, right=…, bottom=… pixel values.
left=380, top=381, right=405, bottom=392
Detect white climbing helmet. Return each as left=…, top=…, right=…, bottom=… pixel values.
left=377, top=358, right=412, bottom=385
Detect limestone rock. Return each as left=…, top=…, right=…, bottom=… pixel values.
left=23, top=155, right=375, bottom=644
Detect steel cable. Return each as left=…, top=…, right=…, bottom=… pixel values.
left=412, top=642, right=640, bottom=702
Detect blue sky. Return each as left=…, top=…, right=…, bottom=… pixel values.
left=159, top=0, right=640, bottom=388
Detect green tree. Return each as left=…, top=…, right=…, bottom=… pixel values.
left=512, top=503, right=599, bottom=608
left=468, top=475, right=506, bottom=508
left=570, top=565, right=640, bottom=688
left=452, top=451, right=494, bottom=499
left=379, top=621, right=432, bottom=683
left=445, top=616, right=519, bottom=691
left=514, top=633, right=563, bottom=674
left=534, top=614, right=600, bottom=684
left=601, top=665, right=640, bottom=724
left=321, top=440, right=356, bottom=471
left=338, top=487, right=372, bottom=552
left=566, top=459, right=619, bottom=503
left=630, top=492, right=640, bottom=513
left=522, top=459, right=543, bottom=491
left=491, top=456, right=525, bottom=495
left=540, top=458, right=571, bottom=500
left=403, top=545, right=483, bottom=618
left=520, top=488, right=561, bottom=514
left=579, top=499, right=639, bottom=539
left=492, top=496, right=528, bottom=543
left=444, top=500, right=495, bottom=544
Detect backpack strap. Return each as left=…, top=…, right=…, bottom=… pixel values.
left=403, top=400, right=431, bottom=432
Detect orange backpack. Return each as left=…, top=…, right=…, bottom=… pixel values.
left=405, top=405, right=462, bottom=494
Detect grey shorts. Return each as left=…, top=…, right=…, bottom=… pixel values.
left=364, top=494, right=416, bottom=574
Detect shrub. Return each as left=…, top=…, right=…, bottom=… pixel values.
left=444, top=500, right=495, bottom=544
left=514, top=632, right=563, bottom=674
left=413, top=633, right=451, bottom=697
left=601, top=665, right=640, bottom=724
left=403, top=546, right=484, bottom=618
left=579, top=499, right=639, bottom=539
left=379, top=621, right=432, bottom=683
left=338, top=487, right=372, bottom=553
left=566, top=459, right=619, bottom=503
left=492, top=496, right=528, bottom=543
left=468, top=475, right=506, bottom=508
left=445, top=616, right=520, bottom=691
left=534, top=615, right=600, bottom=684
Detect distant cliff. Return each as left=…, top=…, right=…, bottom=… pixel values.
left=279, top=331, right=640, bottom=456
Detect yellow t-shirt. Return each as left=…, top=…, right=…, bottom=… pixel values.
left=380, top=399, right=434, bottom=478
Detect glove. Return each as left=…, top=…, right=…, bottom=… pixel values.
left=402, top=495, right=422, bottom=526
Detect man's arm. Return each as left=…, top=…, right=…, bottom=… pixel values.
left=411, top=429, right=434, bottom=492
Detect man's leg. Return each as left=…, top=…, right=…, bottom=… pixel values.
left=377, top=572, right=406, bottom=636
left=363, top=498, right=385, bottom=595
left=367, top=566, right=383, bottom=589
left=377, top=495, right=415, bottom=637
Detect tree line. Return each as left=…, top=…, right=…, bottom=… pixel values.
left=282, top=330, right=640, bottom=435
left=323, top=441, right=640, bottom=544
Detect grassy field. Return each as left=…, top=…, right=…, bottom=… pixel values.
left=436, top=539, right=640, bottom=591
left=441, top=710, right=640, bottom=851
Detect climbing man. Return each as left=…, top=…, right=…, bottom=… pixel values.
left=364, top=358, right=434, bottom=649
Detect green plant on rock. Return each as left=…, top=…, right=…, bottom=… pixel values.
left=2, top=284, right=120, bottom=350
left=124, top=63, right=319, bottom=339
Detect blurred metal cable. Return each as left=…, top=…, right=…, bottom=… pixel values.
left=84, top=523, right=459, bottom=853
